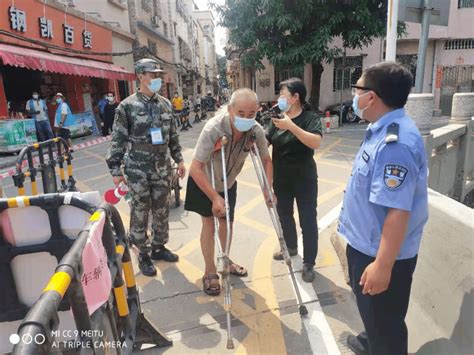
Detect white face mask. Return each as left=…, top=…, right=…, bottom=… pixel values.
left=33, top=94, right=39, bottom=100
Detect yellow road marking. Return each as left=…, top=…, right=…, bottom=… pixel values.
left=82, top=149, right=106, bottom=161
left=82, top=173, right=110, bottom=184
left=319, top=184, right=346, bottom=204
left=317, top=160, right=352, bottom=170
left=316, top=138, right=342, bottom=158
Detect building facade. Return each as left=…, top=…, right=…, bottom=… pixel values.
left=0, top=0, right=134, bottom=120
left=64, top=0, right=135, bottom=99
left=227, top=0, right=474, bottom=114
left=194, top=10, right=218, bottom=96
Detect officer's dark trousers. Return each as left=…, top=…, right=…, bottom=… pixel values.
left=274, top=177, right=318, bottom=266
left=346, top=244, right=418, bottom=355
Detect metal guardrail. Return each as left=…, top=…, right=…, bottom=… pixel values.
left=429, top=119, right=473, bottom=202
left=12, top=137, right=76, bottom=196
left=0, top=193, right=171, bottom=354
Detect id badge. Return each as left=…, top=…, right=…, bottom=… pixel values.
left=150, top=128, right=164, bottom=145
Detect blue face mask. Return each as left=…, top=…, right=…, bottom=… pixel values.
left=147, top=78, right=162, bottom=93
left=277, top=97, right=291, bottom=112
left=233, top=116, right=256, bottom=132
left=56, top=98, right=63, bottom=104
left=352, top=92, right=370, bottom=119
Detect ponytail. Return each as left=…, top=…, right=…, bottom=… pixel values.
left=302, top=102, right=313, bottom=112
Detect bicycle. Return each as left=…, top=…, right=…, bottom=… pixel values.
left=170, top=161, right=181, bottom=207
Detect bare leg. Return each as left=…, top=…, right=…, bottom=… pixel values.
left=201, top=216, right=216, bottom=275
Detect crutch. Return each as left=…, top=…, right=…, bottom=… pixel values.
left=210, top=135, right=235, bottom=349
left=248, top=136, right=308, bottom=316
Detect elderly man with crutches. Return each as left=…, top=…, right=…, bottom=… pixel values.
left=186, top=88, right=309, bottom=348
left=185, top=88, right=273, bottom=294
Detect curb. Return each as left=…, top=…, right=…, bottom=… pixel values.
left=329, top=225, right=350, bottom=285
left=0, top=136, right=111, bottom=181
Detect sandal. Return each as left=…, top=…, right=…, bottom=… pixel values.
left=202, top=274, right=221, bottom=296
left=229, top=260, right=248, bottom=277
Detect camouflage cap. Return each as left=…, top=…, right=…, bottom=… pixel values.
left=134, top=58, right=165, bottom=74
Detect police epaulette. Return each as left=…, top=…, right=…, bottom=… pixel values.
left=385, top=123, right=399, bottom=143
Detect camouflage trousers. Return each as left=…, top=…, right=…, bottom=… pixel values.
left=127, top=175, right=171, bottom=253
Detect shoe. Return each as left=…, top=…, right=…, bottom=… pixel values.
left=346, top=334, right=368, bottom=355
left=151, top=246, right=179, bottom=262
left=273, top=248, right=298, bottom=260
left=138, top=253, right=157, bottom=277
left=302, top=263, right=315, bottom=283
left=188, top=124, right=193, bottom=128
left=180, top=127, right=188, bottom=132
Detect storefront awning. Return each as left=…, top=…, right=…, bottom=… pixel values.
left=0, top=43, right=135, bottom=81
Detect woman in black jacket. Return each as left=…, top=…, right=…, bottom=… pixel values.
left=266, top=78, right=323, bottom=282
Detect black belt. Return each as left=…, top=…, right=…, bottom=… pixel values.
left=131, top=143, right=162, bottom=152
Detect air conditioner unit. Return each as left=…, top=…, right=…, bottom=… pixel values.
left=152, top=16, right=160, bottom=27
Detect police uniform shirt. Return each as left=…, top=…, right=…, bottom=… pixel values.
left=338, top=108, right=429, bottom=259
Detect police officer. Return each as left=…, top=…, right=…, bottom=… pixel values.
left=106, top=58, right=186, bottom=277
left=338, top=62, right=428, bottom=355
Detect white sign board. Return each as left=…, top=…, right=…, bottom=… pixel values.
left=398, top=0, right=450, bottom=26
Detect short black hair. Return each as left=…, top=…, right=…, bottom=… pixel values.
left=362, top=62, right=413, bottom=109
left=107, top=91, right=115, bottom=96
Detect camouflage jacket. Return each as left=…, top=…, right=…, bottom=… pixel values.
left=106, top=91, right=183, bottom=177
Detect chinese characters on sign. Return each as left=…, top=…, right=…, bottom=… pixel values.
left=39, top=17, right=53, bottom=39
left=7, top=6, right=93, bottom=48
left=9, top=6, right=27, bottom=32
left=63, top=24, right=75, bottom=45
left=83, top=30, right=92, bottom=49
left=81, top=258, right=105, bottom=286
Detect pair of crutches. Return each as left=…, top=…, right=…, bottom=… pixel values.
left=209, top=134, right=308, bottom=349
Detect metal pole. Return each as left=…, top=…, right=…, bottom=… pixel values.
left=415, top=0, right=432, bottom=93
left=339, top=48, right=346, bottom=127
left=386, top=0, right=399, bottom=61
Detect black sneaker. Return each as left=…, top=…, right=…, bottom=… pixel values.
left=346, top=334, right=368, bottom=355
left=151, top=246, right=179, bottom=262
left=302, top=263, right=315, bottom=283
left=138, top=253, right=157, bottom=277
left=273, top=248, right=298, bottom=261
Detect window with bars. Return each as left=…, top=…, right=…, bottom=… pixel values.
left=458, top=0, right=474, bottom=8
left=444, top=39, right=474, bottom=50
left=332, top=56, right=363, bottom=92
left=147, top=39, right=157, bottom=55
left=274, top=67, right=304, bottom=95
left=141, top=0, right=151, bottom=12
left=396, top=54, right=417, bottom=87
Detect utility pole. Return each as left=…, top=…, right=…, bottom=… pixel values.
left=415, top=0, right=432, bottom=93
left=386, top=0, right=399, bottom=61
left=339, top=48, right=346, bottom=127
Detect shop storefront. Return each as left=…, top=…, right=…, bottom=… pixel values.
left=0, top=0, right=135, bottom=150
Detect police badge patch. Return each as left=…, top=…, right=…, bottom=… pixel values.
left=384, top=164, right=408, bottom=189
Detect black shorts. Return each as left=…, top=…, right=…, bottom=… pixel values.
left=184, top=176, right=237, bottom=222
left=57, top=127, right=71, bottom=141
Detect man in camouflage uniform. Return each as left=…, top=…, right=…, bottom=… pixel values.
left=106, top=58, right=186, bottom=276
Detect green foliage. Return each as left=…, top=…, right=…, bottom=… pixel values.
left=216, top=54, right=229, bottom=87
left=213, top=0, right=404, bottom=70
